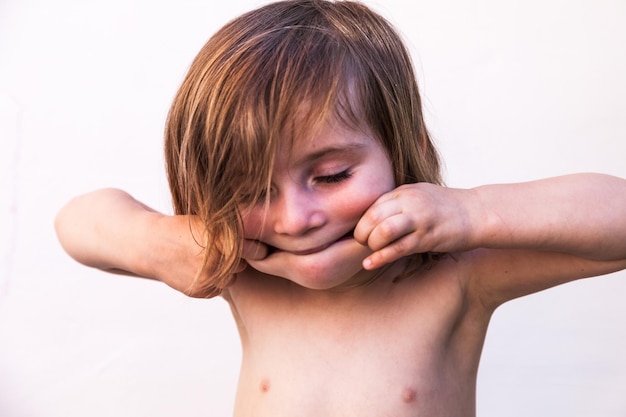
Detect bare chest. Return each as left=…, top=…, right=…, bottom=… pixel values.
left=228, top=273, right=485, bottom=417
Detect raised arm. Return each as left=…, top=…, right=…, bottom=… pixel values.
left=54, top=188, right=262, bottom=298
left=355, top=173, right=626, bottom=307
left=469, top=173, right=626, bottom=261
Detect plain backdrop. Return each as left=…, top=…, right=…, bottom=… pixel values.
left=1, top=0, right=625, bottom=416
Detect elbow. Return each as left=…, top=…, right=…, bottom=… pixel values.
left=54, top=202, right=70, bottom=251
left=54, top=201, right=80, bottom=263
left=54, top=197, right=94, bottom=267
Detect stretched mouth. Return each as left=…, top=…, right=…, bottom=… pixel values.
left=267, top=229, right=355, bottom=256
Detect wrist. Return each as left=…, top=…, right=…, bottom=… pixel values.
left=465, top=186, right=505, bottom=250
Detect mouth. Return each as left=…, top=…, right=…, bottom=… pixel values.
left=267, top=229, right=355, bottom=256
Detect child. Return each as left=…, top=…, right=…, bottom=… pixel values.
left=54, top=0, right=626, bottom=415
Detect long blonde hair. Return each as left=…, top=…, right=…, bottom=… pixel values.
left=164, top=0, right=442, bottom=294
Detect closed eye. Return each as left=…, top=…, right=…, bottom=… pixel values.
left=315, top=170, right=353, bottom=184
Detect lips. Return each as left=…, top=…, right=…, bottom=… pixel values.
left=268, top=230, right=355, bottom=256
left=289, top=243, right=335, bottom=256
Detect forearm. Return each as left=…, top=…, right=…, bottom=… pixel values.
left=55, top=189, right=243, bottom=298
left=472, top=173, right=626, bottom=261
left=54, top=188, right=162, bottom=277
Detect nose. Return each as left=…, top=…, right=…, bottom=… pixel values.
left=272, top=186, right=326, bottom=236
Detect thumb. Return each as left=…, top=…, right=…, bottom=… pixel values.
left=242, top=239, right=268, bottom=260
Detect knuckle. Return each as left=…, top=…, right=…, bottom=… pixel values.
left=365, top=208, right=385, bottom=225
left=377, top=221, right=397, bottom=241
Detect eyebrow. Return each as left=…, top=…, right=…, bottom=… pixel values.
left=295, top=142, right=368, bottom=166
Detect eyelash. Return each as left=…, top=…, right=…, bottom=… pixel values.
left=315, top=169, right=353, bottom=184
left=240, top=169, right=353, bottom=205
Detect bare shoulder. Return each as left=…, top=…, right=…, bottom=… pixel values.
left=461, top=248, right=626, bottom=312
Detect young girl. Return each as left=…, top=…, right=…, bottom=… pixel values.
left=55, top=0, right=626, bottom=415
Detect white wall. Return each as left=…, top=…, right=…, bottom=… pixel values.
left=1, top=0, right=625, bottom=416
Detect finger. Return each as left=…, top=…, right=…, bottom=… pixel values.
left=362, top=233, right=419, bottom=270
left=242, top=239, right=268, bottom=260
left=354, top=198, right=404, bottom=245
left=234, top=259, right=248, bottom=273
left=365, top=213, right=414, bottom=251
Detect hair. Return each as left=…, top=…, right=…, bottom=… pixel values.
left=164, top=0, right=442, bottom=295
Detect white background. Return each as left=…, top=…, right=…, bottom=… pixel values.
left=1, top=0, right=625, bottom=416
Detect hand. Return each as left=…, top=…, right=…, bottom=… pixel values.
left=239, top=238, right=270, bottom=273
left=354, top=183, right=476, bottom=270
left=146, top=214, right=268, bottom=298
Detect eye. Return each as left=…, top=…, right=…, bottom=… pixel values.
left=315, top=169, right=353, bottom=184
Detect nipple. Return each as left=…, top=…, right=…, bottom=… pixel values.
left=259, top=378, right=271, bottom=393
left=401, top=387, right=417, bottom=404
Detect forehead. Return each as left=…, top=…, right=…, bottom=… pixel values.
left=276, top=116, right=380, bottom=167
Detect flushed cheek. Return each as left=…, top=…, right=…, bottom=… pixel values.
left=334, top=183, right=393, bottom=222
left=330, top=200, right=367, bottom=226
left=240, top=208, right=268, bottom=240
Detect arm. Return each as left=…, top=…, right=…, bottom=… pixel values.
left=55, top=188, right=266, bottom=298
left=468, top=173, right=626, bottom=261
left=355, top=173, right=626, bottom=307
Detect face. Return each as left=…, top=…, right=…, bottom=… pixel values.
left=241, top=119, right=396, bottom=290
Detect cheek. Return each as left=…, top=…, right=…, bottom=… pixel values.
left=240, top=207, right=267, bottom=239
left=334, top=179, right=394, bottom=222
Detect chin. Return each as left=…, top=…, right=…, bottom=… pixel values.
left=249, top=239, right=371, bottom=290
left=287, top=257, right=365, bottom=290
